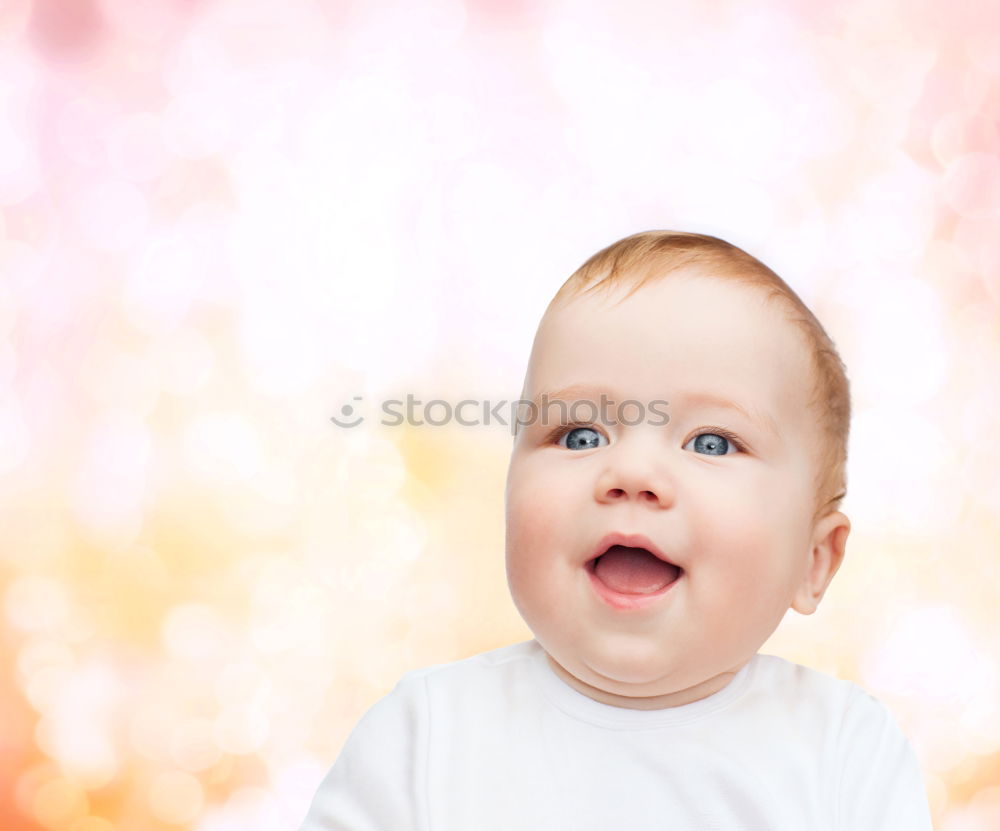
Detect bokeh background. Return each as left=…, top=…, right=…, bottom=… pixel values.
left=2, top=0, right=999, bottom=828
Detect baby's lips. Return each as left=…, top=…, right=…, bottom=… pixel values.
left=593, top=546, right=682, bottom=594
left=589, top=531, right=681, bottom=568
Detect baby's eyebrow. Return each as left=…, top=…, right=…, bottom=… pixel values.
left=675, top=391, right=780, bottom=438
left=533, top=386, right=779, bottom=438
left=535, top=384, right=608, bottom=404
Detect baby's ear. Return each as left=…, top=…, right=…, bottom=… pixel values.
left=791, top=511, right=851, bottom=615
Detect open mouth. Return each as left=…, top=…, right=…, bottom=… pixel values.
left=587, top=544, right=683, bottom=596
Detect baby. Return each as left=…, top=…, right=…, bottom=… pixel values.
left=299, top=231, right=933, bottom=830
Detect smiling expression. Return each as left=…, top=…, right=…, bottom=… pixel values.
left=504, top=270, right=849, bottom=709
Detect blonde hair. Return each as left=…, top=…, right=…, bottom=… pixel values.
left=550, top=230, right=850, bottom=522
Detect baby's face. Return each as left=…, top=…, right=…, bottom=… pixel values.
left=505, top=270, right=849, bottom=708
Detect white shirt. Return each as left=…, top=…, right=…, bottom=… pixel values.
left=299, top=640, right=933, bottom=830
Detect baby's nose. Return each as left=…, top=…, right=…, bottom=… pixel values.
left=594, top=450, right=675, bottom=508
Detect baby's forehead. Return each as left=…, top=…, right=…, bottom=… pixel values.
left=547, top=271, right=804, bottom=350
left=530, top=274, right=818, bottom=417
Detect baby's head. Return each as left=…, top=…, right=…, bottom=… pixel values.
left=504, top=231, right=852, bottom=709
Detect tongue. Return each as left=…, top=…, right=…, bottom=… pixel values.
left=594, top=545, right=681, bottom=594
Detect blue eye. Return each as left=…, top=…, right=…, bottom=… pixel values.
left=558, top=426, right=608, bottom=450
left=684, top=431, right=740, bottom=456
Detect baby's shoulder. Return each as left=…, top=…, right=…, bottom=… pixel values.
left=749, top=653, right=870, bottom=718
left=390, top=640, right=539, bottom=697
left=750, top=653, right=910, bottom=746
left=374, top=640, right=541, bottom=732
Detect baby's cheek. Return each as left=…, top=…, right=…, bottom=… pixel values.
left=506, top=489, right=552, bottom=557
left=506, top=463, right=552, bottom=531
left=505, top=480, right=564, bottom=599
left=697, top=500, right=771, bottom=569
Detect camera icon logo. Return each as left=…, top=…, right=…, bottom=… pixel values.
left=330, top=396, right=364, bottom=428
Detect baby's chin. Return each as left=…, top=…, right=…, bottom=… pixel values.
left=548, top=637, right=686, bottom=692
left=547, top=646, right=746, bottom=710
